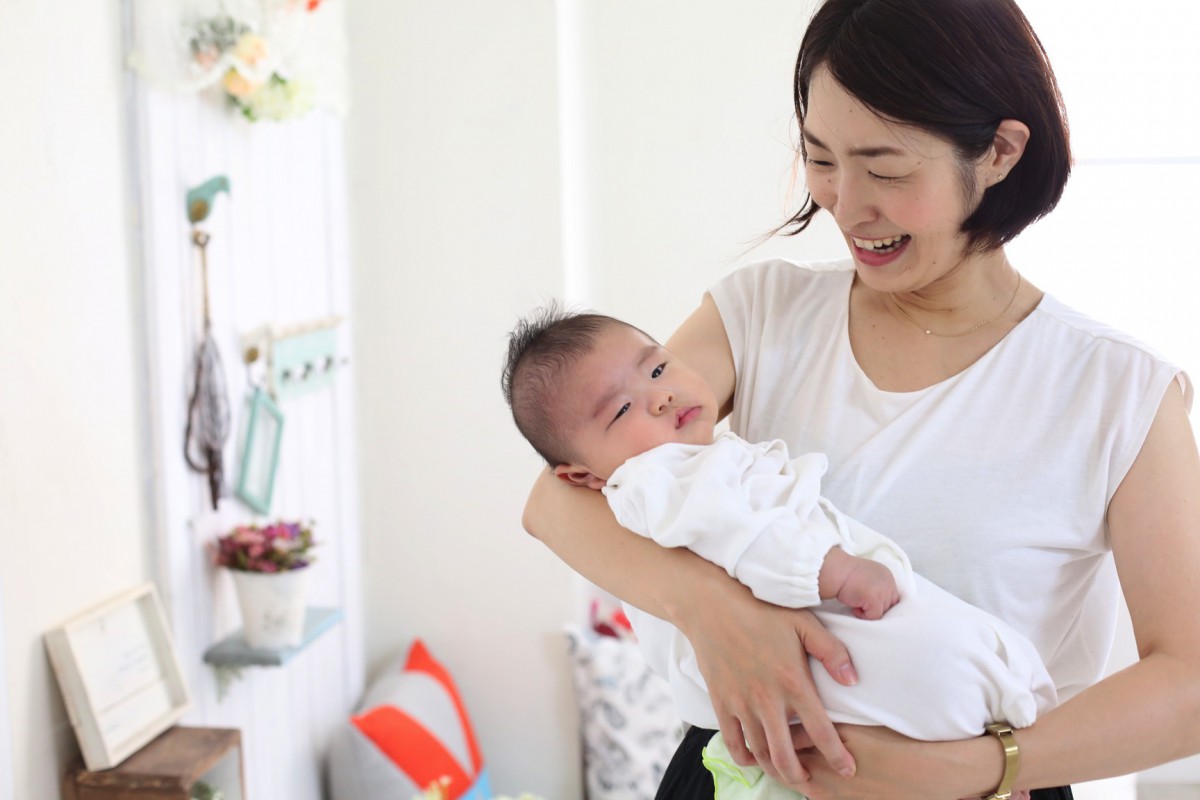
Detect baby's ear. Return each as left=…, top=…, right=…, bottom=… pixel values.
left=553, top=464, right=607, bottom=491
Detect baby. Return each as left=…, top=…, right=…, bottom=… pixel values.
left=503, top=306, right=1056, bottom=792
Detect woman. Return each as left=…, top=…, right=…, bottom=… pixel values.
left=524, top=1, right=1200, bottom=798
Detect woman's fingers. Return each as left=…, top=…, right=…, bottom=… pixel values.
left=715, top=701, right=804, bottom=783
left=761, top=703, right=810, bottom=784
left=713, top=707, right=753, bottom=766
left=799, top=609, right=859, bottom=687
left=787, top=612, right=857, bottom=778
left=687, top=591, right=854, bottom=786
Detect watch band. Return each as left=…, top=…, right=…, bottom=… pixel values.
left=983, top=722, right=1021, bottom=800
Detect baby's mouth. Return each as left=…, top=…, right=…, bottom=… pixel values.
left=676, top=407, right=701, bottom=428
left=851, top=234, right=911, bottom=254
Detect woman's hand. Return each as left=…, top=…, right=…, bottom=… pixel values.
left=679, top=587, right=860, bottom=785
left=786, top=724, right=995, bottom=800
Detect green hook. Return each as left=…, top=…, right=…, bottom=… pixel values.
left=186, top=175, right=231, bottom=224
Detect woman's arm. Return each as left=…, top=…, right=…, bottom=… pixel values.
left=787, top=380, right=1200, bottom=799
left=523, top=295, right=859, bottom=783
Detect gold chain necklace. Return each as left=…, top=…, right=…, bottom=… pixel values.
left=889, top=272, right=1022, bottom=338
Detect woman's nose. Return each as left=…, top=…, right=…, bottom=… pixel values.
left=826, top=173, right=876, bottom=230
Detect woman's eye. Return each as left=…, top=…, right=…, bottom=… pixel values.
left=612, top=402, right=631, bottom=423
left=869, top=172, right=901, bottom=182
left=651, top=363, right=666, bottom=378
left=806, top=158, right=834, bottom=168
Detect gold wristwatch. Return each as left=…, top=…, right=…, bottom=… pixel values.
left=983, top=722, right=1021, bottom=800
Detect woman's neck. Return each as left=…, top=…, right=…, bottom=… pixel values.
left=847, top=248, right=1043, bottom=392
left=883, top=250, right=1019, bottom=338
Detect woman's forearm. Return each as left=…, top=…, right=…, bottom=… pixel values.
left=935, top=653, right=1200, bottom=798
left=523, top=467, right=737, bottom=628
left=525, top=466, right=863, bottom=784
left=791, top=651, right=1200, bottom=800
left=1012, top=652, right=1200, bottom=789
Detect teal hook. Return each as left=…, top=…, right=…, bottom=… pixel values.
left=186, top=176, right=231, bottom=224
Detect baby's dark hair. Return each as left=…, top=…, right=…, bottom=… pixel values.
left=502, top=304, right=634, bottom=467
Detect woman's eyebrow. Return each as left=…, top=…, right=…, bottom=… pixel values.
left=801, top=129, right=907, bottom=158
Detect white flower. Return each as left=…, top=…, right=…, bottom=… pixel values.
left=235, top=74, right=316, bottom=122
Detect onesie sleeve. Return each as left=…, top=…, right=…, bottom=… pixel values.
left=603, top=436, right=845, bottom=608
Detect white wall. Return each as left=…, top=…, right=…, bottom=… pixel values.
left=0, top=2, right=150, bottom=798
left=566, top=0, right=838, bottom=329
left=0, top=582, right=13, bottom=800
left=347, top=2, right=582, bottom=796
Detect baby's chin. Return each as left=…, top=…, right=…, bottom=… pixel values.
left=682, top=421, right=717, bottom=445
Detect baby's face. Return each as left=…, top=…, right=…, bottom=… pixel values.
left=557, top=324, right=718, bottom=485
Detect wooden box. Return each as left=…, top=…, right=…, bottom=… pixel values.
left=45, top=584, right=190, bottom=770
left=63, top=726, right=244, bottom=800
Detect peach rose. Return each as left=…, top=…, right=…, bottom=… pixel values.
left=222, top=68, right=261, bottom=99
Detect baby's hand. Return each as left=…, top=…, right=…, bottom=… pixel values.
left=835, top=556, right=900, bottom=620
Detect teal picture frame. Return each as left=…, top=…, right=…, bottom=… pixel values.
left=236, top=388, right=284, bottom=514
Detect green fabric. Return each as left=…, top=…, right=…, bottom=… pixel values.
left=701, top=733, right=807, bottom=800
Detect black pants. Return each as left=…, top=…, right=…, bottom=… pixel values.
left=656, top=725, right=1075, bottom=800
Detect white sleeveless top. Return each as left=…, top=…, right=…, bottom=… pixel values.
left=710, top=259, right=1191, bottom=699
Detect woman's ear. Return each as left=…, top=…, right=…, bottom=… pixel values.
left=553, top=463, right=607, bottom=491
left=983, top=119, right=1031, bottom=187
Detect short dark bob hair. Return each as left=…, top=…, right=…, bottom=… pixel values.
left=784, top=0, right=1071, bottom=253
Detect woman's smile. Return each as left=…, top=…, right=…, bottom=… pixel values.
left=850, top=233, right=912, bottom=266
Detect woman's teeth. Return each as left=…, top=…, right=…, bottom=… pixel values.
left=852, top=234, right=910, bottom=253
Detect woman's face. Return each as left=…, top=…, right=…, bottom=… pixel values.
left=801, top=67, right=989, bottom=292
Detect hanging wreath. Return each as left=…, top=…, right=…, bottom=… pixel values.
left=129, top=0, right=346, bottom=122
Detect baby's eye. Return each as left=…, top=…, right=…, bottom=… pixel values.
left=651, top=363, right=666, bottom=378
left=612, top=402, right=631, bottom=423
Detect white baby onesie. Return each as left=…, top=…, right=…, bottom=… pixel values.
left=603, top=432, right=1057, bottom=739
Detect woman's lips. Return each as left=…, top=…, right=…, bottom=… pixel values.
left=851, top=233, right=911, bottom=267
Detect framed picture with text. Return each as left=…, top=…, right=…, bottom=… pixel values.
left=44, top=583, right=190, bottom=770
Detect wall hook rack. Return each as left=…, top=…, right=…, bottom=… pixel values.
left=241, top=316, right=348, bottom=401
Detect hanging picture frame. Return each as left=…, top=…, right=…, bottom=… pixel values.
left=236, top=388, right=284, bottom=514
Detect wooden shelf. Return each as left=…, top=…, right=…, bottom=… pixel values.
left=63, top=726, right=244, bottom=800
left=203, top=607, right=343, bottom=667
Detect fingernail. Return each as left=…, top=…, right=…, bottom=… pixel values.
left=839, top=664, right=858, bottom=685
left=839, top=766, right=856, bottom=778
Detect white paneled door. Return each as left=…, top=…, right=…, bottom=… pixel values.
left=126, top=9, right=363, bottom=798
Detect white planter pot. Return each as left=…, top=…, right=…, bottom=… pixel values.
left=231, top=568, right=311, bottom=649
